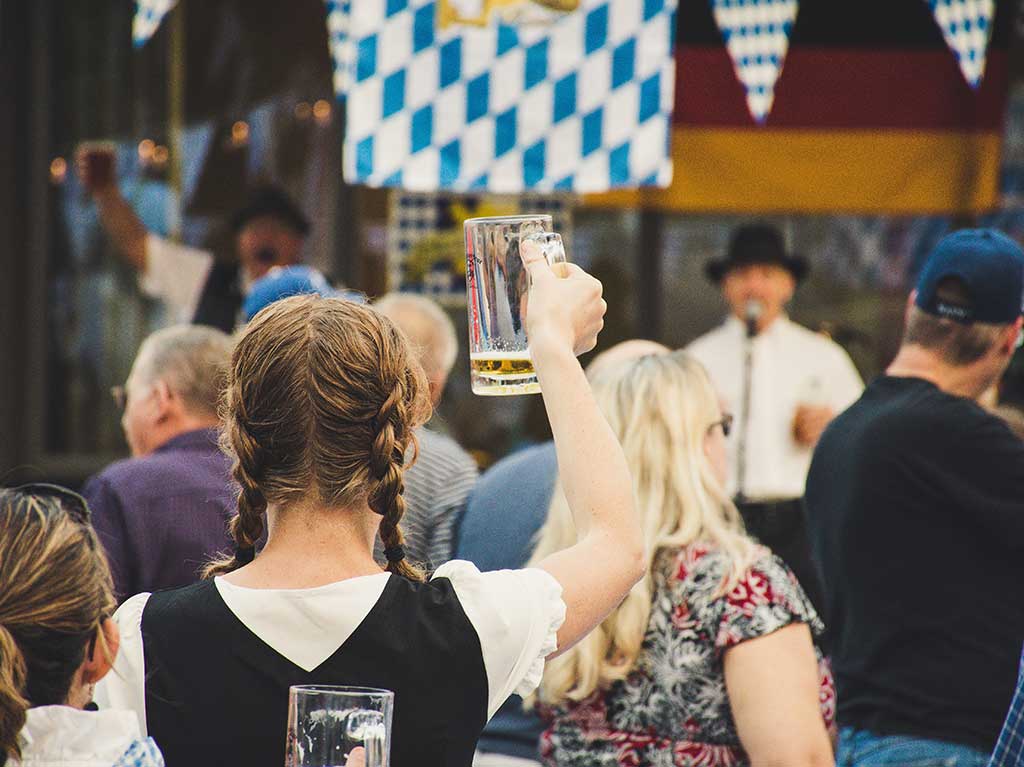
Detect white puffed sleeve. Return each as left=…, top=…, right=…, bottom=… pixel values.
left=432, top=560, right=565, bottom=719
left=95, top=592, right=151, bottom=736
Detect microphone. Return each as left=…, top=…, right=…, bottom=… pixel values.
left=744, top=299, right=763, bottom=338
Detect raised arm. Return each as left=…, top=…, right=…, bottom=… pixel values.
left=75, top=147, right=148, bottom=271
left=521, top=248, right=646, bottom=656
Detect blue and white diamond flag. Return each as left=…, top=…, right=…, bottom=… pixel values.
left=341, top=0, right=677, bottom=193
left=133, top=0, right=178, bottom=48
left=326, top=0, right=355, bottom=96
left=928, top=0, right=995, bottom=88
left=711, top=0, right=798, bottom=124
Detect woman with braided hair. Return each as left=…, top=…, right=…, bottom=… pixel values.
left=0, top=485, right=163, bottom=766
left=97, top=247, right=645, bottom=767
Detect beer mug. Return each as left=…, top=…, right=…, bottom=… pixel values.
left=464, top=215, right=567, bottom=396
left=285, top=685, right=393, bottom=767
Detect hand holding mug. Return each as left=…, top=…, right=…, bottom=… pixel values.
left=521, top=238, right=606, bottom=357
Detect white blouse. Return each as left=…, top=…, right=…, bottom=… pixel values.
left=96, top=561, right=565, bottom=736
left=12, top=706, right=163, bottom=767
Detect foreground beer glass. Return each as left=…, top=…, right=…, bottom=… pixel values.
left=464, top=215, right=567, bottom=396
left=285, top=686, right=393, bottom=767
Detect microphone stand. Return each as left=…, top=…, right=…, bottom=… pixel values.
left=736, top=312, right=758, bottom=504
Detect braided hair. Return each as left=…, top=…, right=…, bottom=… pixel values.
left=204, top=294, right=431, bottom=580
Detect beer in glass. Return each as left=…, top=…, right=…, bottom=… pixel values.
left=464, top=215, right=566, bottom=396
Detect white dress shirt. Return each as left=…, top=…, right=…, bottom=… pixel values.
left=687, top=314, right=863, bottom=500
left=139, top=233, right=214, bottom=325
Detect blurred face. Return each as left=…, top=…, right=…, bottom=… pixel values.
left=236, top=217, right=304, bottom=283
left=720, top=263, right=796, bottom=330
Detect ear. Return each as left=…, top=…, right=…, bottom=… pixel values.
left=1002, top=317, right=1024, bottom=356
left=82, top=618, right=120, bottom=684
left=152, top=379, right=176, bottom=423
left=904, top=291, right=917, bottom=325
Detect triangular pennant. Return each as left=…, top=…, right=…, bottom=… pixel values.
left=132, top=0, right=178, bottom=48
left=711, top=0, right=799, bottom=124
left=325, top=0, right=354, bottom=97
left=928, top=0, right=995, bottom=88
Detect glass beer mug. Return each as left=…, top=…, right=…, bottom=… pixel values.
left=464, top=214, right=567, bottom=396
left=285, top=686, right=393, bottom=767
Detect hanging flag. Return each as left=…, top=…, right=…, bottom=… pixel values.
left=133, top=0, right=178, bottom=48
left=588, top=0, right=1011, bottom=215
left=325, top=0, right=355, bottom=96
left=928, top=0, right=995, bottom=88
left=710, top=0, right=798, bottom=123
left=342, top=0, right=677, bottom=193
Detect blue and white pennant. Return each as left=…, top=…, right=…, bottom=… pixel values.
left=711, top=0, right=798, bottom=124
left=133, top=0, right=178, bottom=48
left=928, top=0, right=995, bottom=89
left=340, top=0, right=677, bottom=193
left=326, top=0, right=356, bottom=95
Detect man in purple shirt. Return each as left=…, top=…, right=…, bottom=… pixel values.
left=83, top=325, right=237, bottom=602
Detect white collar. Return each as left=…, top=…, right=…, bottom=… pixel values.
left=18, top=706, right=142, bottom=761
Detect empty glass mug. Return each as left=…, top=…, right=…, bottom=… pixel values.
left=464, top=214, right=567, bottom=396
left=285, top=685, right=393, bottom=767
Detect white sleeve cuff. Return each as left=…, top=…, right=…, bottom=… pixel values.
left=432, top=560, right=565, bottom=718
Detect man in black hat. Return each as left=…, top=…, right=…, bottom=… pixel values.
left=78, top=149, right=310, bottom=332
left=687, top=223, right=862, bottom=616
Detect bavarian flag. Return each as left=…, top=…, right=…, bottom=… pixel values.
left=590, top=0, right=1013, bottom=214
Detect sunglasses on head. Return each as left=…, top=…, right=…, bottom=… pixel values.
left=13, top=482, right=91, bottom=524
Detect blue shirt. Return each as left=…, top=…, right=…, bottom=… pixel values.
left=991, top=649, right=1024, bottom=767
left=83, top=428, right=237, bottom=602
left=454, top=441, right=558, bottom=759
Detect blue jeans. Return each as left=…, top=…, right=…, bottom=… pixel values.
left=838, top=727, right=991, bottom=767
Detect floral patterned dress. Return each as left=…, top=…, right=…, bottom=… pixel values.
left=539, top=543, right=835, bottom=767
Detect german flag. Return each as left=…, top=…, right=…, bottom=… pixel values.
left=589, top=0, right=1013, bottom=214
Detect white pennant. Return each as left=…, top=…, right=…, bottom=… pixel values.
left=711, top=0, right=799, bottom=124
left=132, top=0, right=178, bottom=48
left=928, top=0, right=995, bottom=88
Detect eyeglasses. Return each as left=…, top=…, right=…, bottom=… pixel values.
left=110, top=385, right=127, bottom=410
left=709, top=413, right=734, bottom=438
left=13, top=482, right=91, bottom=524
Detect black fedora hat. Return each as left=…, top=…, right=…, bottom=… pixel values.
left=230, top=185, right=310, bottom=237
left=705, top=223, right=809, bottom=284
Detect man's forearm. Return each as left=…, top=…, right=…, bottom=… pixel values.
left=94, top=188, right=149, bottom=272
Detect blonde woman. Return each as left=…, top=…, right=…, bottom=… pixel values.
left=531, top=352, right=834, bottom=767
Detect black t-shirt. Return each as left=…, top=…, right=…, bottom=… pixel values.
left=806, top=375, right=1024, bottom=752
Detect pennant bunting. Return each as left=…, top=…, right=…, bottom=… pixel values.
left=325, top=0, right=355, bottom=96
left=132, top=0, right=178, bottom=48
left=342, top=0, right=677, bottom=193
left=928, top=0, right=995, bottom=88
left=711, top=0, right=798, bottom=123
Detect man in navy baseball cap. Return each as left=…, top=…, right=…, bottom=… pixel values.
left=806, top=228, right=1024, bottom=766
left=914, top=228, right=1024, bottom=326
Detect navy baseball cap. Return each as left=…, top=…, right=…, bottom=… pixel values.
left=915, top=228, right=1024, bottom=325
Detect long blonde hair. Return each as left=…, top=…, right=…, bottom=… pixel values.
left=530, top=351, right=757, bottom=705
